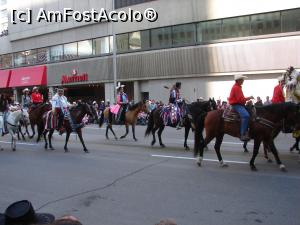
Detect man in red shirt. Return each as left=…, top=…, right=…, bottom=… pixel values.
left=31, top=87, right=44, bottom=108
left=228, top=74, right=254, bottom=141
left=272, top=75, right=285, bottom=103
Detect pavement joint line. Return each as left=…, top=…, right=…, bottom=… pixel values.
left=151, top=154, right=249, bottom=164
left=0, top=141, right=38, bottom=146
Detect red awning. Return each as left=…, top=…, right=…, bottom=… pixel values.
left=9, top=65, right=47, bottom=88
left=0, top=70, right=11, bottom=88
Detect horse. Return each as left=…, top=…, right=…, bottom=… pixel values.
left=99, top=101, right=148, bottom=141
left=42, top=102, right=98, bottom=153
left=0, top=108, right=30, bottom=151
left=17, top=109, right=31, bottom=141
left=28, top=102, right=52, bottom=142
left=145, top=99, right=216, bottom=149
left=195, top=102, right=300, bottom=171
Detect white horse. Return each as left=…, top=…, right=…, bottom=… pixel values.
left=0, top=108, right=30, bottom=151
left=285, top=68, right=300, bottom=104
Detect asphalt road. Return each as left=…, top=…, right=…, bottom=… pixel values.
left=0, top=125, right=299, bottom=225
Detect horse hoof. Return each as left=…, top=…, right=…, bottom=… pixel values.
left=160, top=144, right=166, bottom=148
left=197, top=161, right=201, bottom=167
left=12, top=148, right=16, bottom=152
left=134, top=138, right=138, bottom=142
left=185, top=146, right=190, bottom=151
left=244, top=148, right=249, bottom=153
left=220, top=162, right=228, bottom=168
left=50, top=147, right=55, bottom=151
left=204, top=147, right=209, bottom=151
left=0, top=148, right=3, bottom=151
left=120, top=136, right=125, bottom=139
left=84, top=149, right=89, bottom=153
left=250, top=165, right=257, bottom=171
left=106, top=136, right=109, bottom=140
left=290, top=147, right=294, bottom=152
left=267, top=159, right=273, bottom=163
left=279, top=164, right=287, bottom=172
left=115, top=137, right=118, bottom=140
left=151, top=141, right=155, bottom=146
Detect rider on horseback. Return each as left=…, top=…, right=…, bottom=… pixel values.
left=285, top=66, right=300, bottom=103
left=0, top=94, right=10, bottom=135
left=169, top=82, right=183, bottom=129
left=272, top=75, right=285, bottom=103
left=21, top=88, right=31, bottom=110
left=31, top=87, right=43, bottom=109
left=116, top=83, right=128, bottom=124
left=51, top=88, right=80, bottom=134
left=228, top=74, right=254, bottom=141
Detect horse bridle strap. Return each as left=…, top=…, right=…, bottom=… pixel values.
left=255, top=117, right=276, bottom=129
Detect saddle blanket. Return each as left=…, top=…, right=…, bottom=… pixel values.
left=44, top=111, right=58, bottom=130
left=160, top=104, right=181, bottom=127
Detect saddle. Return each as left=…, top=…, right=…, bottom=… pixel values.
left=222, top=105, right=255, bottom=122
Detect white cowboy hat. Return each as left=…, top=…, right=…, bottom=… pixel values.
left=234, top=74, right=248, bottom=81
left=92, top=101, right=97, bottom=104
left=57, top=88, right=64, bottom=92
left=23, top=88, right=30, bottom=93
left=32, top=86, right=39, bottom=91
left=106, top=99, right=110, bottom=102
left=277, top=76, right=284, bottom=82
left=116, top=82, right=125, bottom=90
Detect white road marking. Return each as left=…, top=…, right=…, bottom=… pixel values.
left=0, top=141, right=38, bottom=146
left=151, top=154, right=249, bottom=164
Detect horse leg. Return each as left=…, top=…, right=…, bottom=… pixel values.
left=158, top=125, right=165, bottom=148
left=250, top=138, right=262, bottom=171
left=184, top=125, right=190, bottom=150
left=20, top=126, right=26, bottom=141
left=120, top=125, right=129, bottom=139
left=77, top=129, right=89, bottom=153
left=290, top=137, right=300, bottom=152
left=214, top=134, right=227, bottom=167
left=109, top=125, right=118, bottom=140
left=36, top=124, right=43, bottom=143
left=151, top=126, right=159, bottom=146
left=263, top=140, right=273, bottom=163
left=197, top=135, right=215, bottom=167
left=64, top=132, right=71, bottom=152
left=105, top=125, right=109, bottom=139
left=243, top=141, right=249, bottom=153
left=48, top=129, right=55, bottom=150
left=29, top=123, right=35, bottom=139
left=43, top=130, right=48, bottom=149
left=269, top=140, right=286, bottom=171
left=132, top=125, right=138, bottom=141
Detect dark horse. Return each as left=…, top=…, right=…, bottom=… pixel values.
left=145, top=100, right=216, bottom=149
left=42, top=102, right=97, bottom=153
left=195, top=102, right=300, bottom=171
left=99, top=101, right=148, bottom=141
left=29, top=103, right=52, bottom=142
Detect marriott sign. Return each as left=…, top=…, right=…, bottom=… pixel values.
left=61, top=69, right=88, bottom=84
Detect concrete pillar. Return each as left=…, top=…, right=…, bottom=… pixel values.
left=105, top=82, right=115, bottom=104
left=133, top=81, right=141, bottom=102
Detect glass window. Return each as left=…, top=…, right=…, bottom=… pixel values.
left=37, top=48, right=50, bottom=63
left=199, top=20, right=222, bottom=41
left=14, top=51, right=26, bottom=67
left=172, top=23, right=196, bottom=46
left=116, top=33, right=129, bottom=53
left=78, top=40, right=93, bottom=57
left=151, top=27, right=172, bottom=48
left=222, top=16, right=250, bottom=39
left=129, top=30, right=150, bottom=50
left=0, top=9, right=7, bottom=21
left=109, top=36, right=114, bottom=53
left=282, top=8, right=300, bottom=32
left=50, top=45, right=63, bottom=61
left=25, top=50, right=37, bottom=65
left=114, top=0, right=155, bottom=9
left=64, top=42, right=77, bottom=60
left=93, top=37, right=110, bottom=55
left=2, top=54, right=12, bottom=68
left=251, top=12, right=280, bottom=36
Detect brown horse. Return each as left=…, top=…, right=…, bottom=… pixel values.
left=28, top=103, right=52, bottom=142
left=42, top=102, right=97, bottom=153
left=99, top=101, right=148, bottom=141
left=195, top=103, right=300, bottom=171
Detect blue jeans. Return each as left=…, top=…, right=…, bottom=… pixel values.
left=232, top=105, right=249, bottom=136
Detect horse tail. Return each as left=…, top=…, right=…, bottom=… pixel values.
left=145, top=110, right=155, bottom=137
left=99, top=107, right=110, bottom=127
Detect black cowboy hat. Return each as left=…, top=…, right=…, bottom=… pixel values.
left=0, top=200, right=55, bottom=225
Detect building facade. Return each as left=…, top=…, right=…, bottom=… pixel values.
left=0, top=0, right=300, bottom=103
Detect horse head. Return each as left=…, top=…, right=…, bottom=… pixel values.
left=208, top=98, right=217, bottom=110
left=78, top=102, right=98, bottom=123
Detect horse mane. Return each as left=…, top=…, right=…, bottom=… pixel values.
left=128, top=102, right=141, bottom=111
